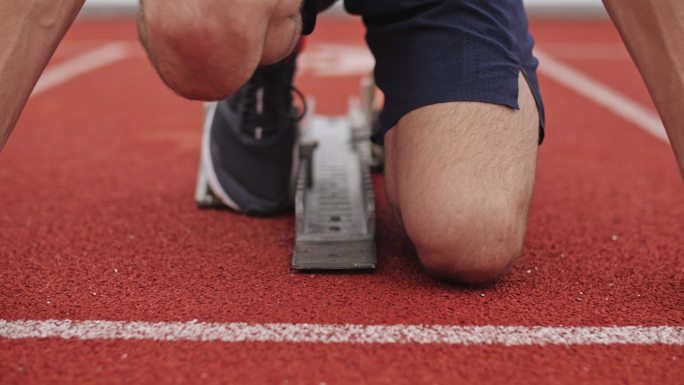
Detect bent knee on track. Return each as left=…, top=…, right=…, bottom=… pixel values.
left=401, top=194, right=528, bottom=286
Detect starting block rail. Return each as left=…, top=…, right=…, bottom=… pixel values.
left=291, top=112, right=377, bottom=270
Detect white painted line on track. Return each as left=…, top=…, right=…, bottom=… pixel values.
left=534, top=49, right=668, bottom=143
left=298, top=43, right=374, bottom=77
left=31, top=42, right=131, bottom=97
left=1, top=320, right=683, bottom=346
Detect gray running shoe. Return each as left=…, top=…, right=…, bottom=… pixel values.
left=201, top=57, right=304, bottom=215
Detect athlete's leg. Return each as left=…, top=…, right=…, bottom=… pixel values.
left=602, top=0, right=684, bottom=180
left=137, top=0, right=304, bottom=101
left=0, top=0, right=85, bottom=152
left=385, top=74, right=539, bottom=285
left=352, top=0, right=545, bottom=284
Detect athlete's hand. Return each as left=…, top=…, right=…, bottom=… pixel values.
left=138, top=0, right=303, bottom=100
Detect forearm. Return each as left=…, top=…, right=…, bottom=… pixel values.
left=0, top=0, right=84, bottom=152
left=138, top=0, right=302, bottom=101
left=602, top=0, right=684, bottom=178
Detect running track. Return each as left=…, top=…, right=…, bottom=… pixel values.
left=0, top=17, right=682, bottom=384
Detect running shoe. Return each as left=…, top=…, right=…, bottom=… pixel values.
left=201, top=56, right=304, bottom=215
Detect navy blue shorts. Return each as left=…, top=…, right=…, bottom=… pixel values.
left=304, top=0, right=545, bottom=144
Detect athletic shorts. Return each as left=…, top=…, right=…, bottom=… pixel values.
left=302, top=0, right=545, bottom=144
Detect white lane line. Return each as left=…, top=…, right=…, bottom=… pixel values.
left=298, top=43, right=374, bottom=77
left=1, top=320, right=683, bottom=346
left=534, top=49, right=668, bottom=142
left=31, top=42, right=131, bottom=97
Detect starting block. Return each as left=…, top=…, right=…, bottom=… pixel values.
left=195, top=78, right=383, bottom=270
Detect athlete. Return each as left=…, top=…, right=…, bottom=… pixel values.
left=1, top=1, right=682, bottom=285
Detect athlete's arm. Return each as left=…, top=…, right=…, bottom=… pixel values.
left=602, top=0, right=684, bottom=180
left=138, top=0, right=303, bottom=101
left=0, top=0, right=85, bottom=152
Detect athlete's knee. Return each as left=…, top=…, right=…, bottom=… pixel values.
left=137, top=1, right=264, bottom=100
left=401, top=191, right=528, bottom=285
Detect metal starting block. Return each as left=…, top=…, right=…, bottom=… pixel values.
left=292, top=77, right=383, bottom=270
left=292, top=108, right=376, bottom=270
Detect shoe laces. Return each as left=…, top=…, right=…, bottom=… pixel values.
left=239, top=68, right=307, bottom=140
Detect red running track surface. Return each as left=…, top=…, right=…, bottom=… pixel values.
left=0, top=17, right=682, bottom=385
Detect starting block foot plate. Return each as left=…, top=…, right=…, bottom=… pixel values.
left=292, top=116, right=376, bottom=270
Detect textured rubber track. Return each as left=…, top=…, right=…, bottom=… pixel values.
left=0, top=18, right=682, bottom=385
left=1, top=341, right=683, bottom=384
